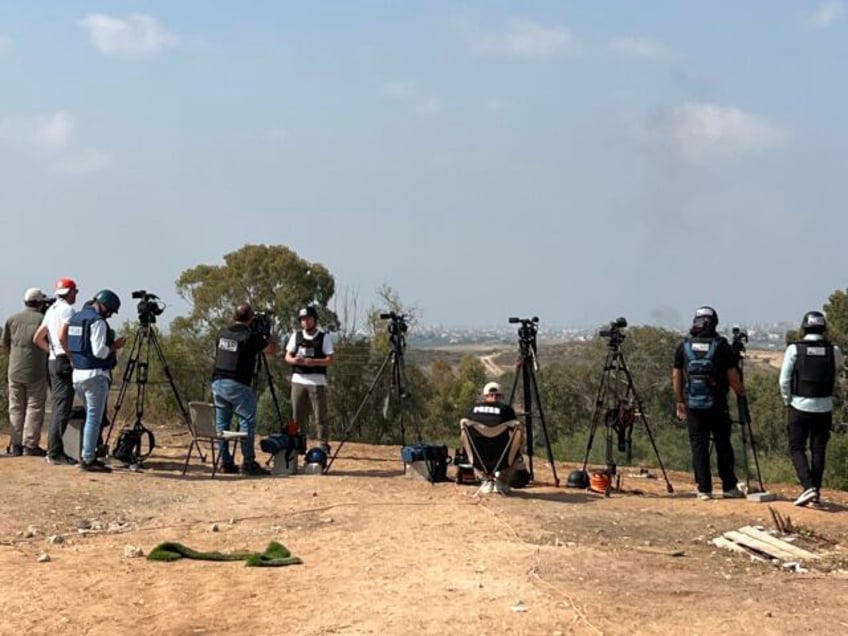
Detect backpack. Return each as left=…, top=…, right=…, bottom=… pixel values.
left=112, top=423, right=155, bottom=466
left=683, top=338, right=720, bottom=410
left=401, top=444, right=450, bottom=483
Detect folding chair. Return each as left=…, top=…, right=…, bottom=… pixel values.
left=460, top=418, right=524, bottom=496
left=183, top=401, right=248, bottom=477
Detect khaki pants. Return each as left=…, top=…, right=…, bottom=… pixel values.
left=291, top=383, right=329, bottom=444
left=8, top=377, right=48, bottom=449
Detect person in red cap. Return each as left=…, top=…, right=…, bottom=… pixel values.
left=1, top=288, right=49, bottom=456
left=32, top=277, right=80, bottom=465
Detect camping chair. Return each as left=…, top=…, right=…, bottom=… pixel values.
left=183, top=401, right=248, bottom=477
left=459, top=418, right=524, bottom=496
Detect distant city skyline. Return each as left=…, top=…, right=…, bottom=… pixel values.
left=2, top=2, right=847, bottom=330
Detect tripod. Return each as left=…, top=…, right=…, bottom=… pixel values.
left=253, top=351, right=286, bottom=434
left=506, top=317, right=560, bottom=486
left=105, top=304, right=198, bottom=467
left=731, top=328, right=766, bottom=493
left=325, top=312, right=422, bottom=473
left=580, top=321, right=673, bottom=496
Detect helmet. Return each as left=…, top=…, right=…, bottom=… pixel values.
left=566, top=469, right=589, bottom=489
left=305, top=447, right=328, bottom=467
left=298, top=306, right=319, bottom=320
left=691, top=305, right=719, bottom=334
left=55, top=277, right=78, bottom=296
left=94, top=289, right=121, bottom=313
left=801, top=310, right=827, bottom=334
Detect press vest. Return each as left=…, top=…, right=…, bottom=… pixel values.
left=67, top=306, right=116, bottom=370
left=292, top=330, right=327, bottom=376
left=792, top=340, right=836, bottom=398
left=212, top=325, right=256, bottom=385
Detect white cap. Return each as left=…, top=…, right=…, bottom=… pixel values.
left=483, top=381, right=502, bottom=395
left=24, top=288, right=46, bottom=303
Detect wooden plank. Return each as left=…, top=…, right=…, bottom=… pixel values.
left=711, top=537, right=768, bottom=562
left=722, top=530, right=799, bottom=561
left=737, top=526, right=820, bottom=560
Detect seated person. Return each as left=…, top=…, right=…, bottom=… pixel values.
left=461, top=382, right=528, bottom=490
left=466, top=382, right=517, bottom=425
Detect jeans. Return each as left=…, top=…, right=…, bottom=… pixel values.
left=47, top=356, right=75, bottom=458
left=787, top=407, right=831, bottom=491
left=291, top=383, right=329, bottom=444
left=74, top=374, right=110, bottom=464
left=687, top=408, right=738, bottom=493
left=211, top=378, right=257, bottom=464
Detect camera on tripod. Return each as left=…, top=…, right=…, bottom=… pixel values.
left=731, top=326, right=748, bottom=356
left=132, top=290, right=164, bottom=324
left=251, top=311, right=273, bottom=339
left=379, top=311, right=409, bottom=338
left=599, top=317, right=628, bottom=347
left=508, top=316, right=539, bottom=343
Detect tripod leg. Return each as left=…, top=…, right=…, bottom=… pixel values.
left=260, top=353, right=286, bottom=434
left=747, top=420, right=766, bottom=492
left=149, top=327, right=205, bottom=462
left=325, top=350, right=392, bottom=473
left=106, top=328, right=145, bottom=448
left=528, top=364, right=559, bottom=486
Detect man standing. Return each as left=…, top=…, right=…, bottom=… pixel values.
left=672, top=306, right=748, bottom=500
left=211, top=303, right=277, bottom=476
left=2, top=288, right=49, bottom=456
left=68, top=290, right=125, bottom=473
left=779, top=311, right=842, bottom=507
left=284, top=306, right=334, bottom=452
left=32, top=277, right=79, bottom=465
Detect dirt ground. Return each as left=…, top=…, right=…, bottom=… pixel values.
left=2, top=427, right=847, bottom=636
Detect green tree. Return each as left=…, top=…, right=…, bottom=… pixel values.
left=173, top=244, right=336, bottom=338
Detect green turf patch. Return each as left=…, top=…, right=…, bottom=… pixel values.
left=147, top=541, right=302, bottom=567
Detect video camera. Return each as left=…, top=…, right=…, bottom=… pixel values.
left=508, top=316, right=539, bottom=343
left=251, top=311, right=273, bottom=339
left=131, top=290, right=164, bottom=325
left=379, top=311, right=409, bottom=337
left=731, top=326, right=748, bottom=357
left=41, top=297, right=57, bottom=314
left=599, top=317, right=628, bottom=348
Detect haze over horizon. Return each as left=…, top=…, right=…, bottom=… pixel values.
left=2, top=2, right=847, bottom=332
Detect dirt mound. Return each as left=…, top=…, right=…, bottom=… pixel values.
left=1, top=430, right=846, bottom=635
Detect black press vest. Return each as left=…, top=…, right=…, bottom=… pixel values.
left=212, top=325, right=255, bottom=385
left=292, top=330, right=327, bottom=376
left=792, top=340, right=836, bottom=398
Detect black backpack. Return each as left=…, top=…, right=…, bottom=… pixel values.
left=683, top=338, right=720, bottom=409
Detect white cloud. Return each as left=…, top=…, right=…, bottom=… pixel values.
left=465, top=18, right=574, bottom=59
left=415, top=97, right=443, bottom=118
left=647, top=102, right=787, bottom=163
left=32, top=111, right=75, bottom=152
left=78, top=13, right=178, bottom=58
left=609, top=36, right=668, bottom=59
left=267, top=127, right=288, bottom=142
left=50, top=149, right=111, bottom=175
left=806, top=1, right=844, bottom=29
left=382, top=81, right=415, bottom=100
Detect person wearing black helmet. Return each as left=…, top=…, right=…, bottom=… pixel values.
left=672, top=306, right=748, bottom=500
left=779, top=311, right=842, bottom=507
left=284, top=305, right=334, bottom=452
left=68, top=289, right=126, bottom=472
left=211, top=303, right=278, bottom=476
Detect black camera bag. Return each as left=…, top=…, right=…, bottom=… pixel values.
left=112, top=423, right=155, bottom=466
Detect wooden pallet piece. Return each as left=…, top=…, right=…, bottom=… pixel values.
left=711, top=536, right=768, bottom=562
left=736, top=526, right=820, bottom=560
left=721, top=530, right=801, bottom=561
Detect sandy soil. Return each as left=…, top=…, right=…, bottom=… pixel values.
left=1, top=427, right=847, bottom=636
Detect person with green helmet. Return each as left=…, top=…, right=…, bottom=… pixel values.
left=67, top=289, right=126, bottom=472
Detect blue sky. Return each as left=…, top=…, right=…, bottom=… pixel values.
left=1, top=1, right=846, bottom=331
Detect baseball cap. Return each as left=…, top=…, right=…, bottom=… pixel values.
left=24, top=288, right=46, bottom=303
left=483, top=381, right=502, bottom=395
left=55, top=277, right=78, bottom=296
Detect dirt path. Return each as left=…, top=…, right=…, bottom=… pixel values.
left=1, top=431, right=847, bottom=635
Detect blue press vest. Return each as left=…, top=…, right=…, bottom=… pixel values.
left=67, top=306, right=117, bottom=370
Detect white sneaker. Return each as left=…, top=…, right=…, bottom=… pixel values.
left=794, top=487, right=818, bottom=507
left=696, top=491, right=712, bottom=501
left=477, top=481, right=495, bottom=495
